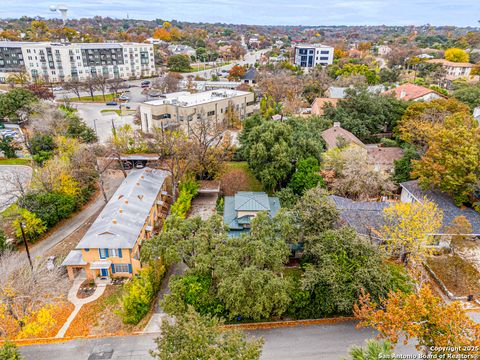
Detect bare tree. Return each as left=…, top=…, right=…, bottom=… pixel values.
left=188, top=113, right=232, bottom=180
left=150, top=128, right=193, bottom=201
left=0, top=251, right=69, bottom=337
left=108, top=77, right=124, bottom=97
left=93, top=75, right=110, bottom=101
left=82, top=76, right=97, bottom=101
left=63, top=79, right=83, bottom=101
left=152, top=72, right=182, bottom=94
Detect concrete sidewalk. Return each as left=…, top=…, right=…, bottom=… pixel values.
left=143, top=262, right=187, bottom=333
left=56, top=274, right=106, bottom=338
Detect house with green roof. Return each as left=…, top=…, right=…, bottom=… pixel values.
left=223, top=192, right=281, bottom=236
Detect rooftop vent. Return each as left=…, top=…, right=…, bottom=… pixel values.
left=138, top=194, right=144, bottom=200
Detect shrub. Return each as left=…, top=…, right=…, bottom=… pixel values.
left=170, top=179, right=199, bottom=219
left=0, top=341, right=23, bottom=360
left=379, top=138, right=398, bottom=147
left=21, top=191, right=77, bottom=228
left=163, top=274, right=226, bottom=317
left=121, top=260, right=166, bottom=324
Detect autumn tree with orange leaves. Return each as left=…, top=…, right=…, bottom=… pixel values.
left=354, top=286, right=480, bottom=355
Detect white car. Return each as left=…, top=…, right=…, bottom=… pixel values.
left=52, top=86, right=63, bottom=91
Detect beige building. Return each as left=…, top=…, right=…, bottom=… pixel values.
left=62, top=168, right=171, bottom=281
left=427, top=59, right=477, bottom=81
left=139, top=89, right=255, bottom=133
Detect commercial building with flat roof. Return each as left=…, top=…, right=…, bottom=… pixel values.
left=293, top=43, right=334, bottom=68
left=139, top=89, right=255, bottom=133
left=0, top=41, right=155, bottom=83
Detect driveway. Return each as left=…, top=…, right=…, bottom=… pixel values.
left=20, top=322, right=418, bottom=360
left=0, top=165, right=32, bottom=212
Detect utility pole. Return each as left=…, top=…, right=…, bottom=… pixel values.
left=19, top=222, right=33, bottom=270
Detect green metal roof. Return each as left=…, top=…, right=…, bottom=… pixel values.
left=234, top=192, right=270, bottom=211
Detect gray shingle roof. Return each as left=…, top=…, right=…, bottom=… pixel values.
left=76, top=168, right=169, bottom=250
left=242, top=68, right=258, bottom=81
left=329, top=195, right=390, bottom=237
left=400, top=180, right=480, bottom=234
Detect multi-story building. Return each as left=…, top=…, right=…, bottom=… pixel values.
left=427, top=59, right=476, bottom=80
left=61, top=168, right=171, bottom=281
left=139, top=89, right=255, bottom=133
left=293, top=43, right=334, bottom=68
left=0, top=41, right=155, bottom=83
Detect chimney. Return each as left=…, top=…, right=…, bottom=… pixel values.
left=333, top=122, right=341, bottom=128
left=400, top=89, right=407, bottom=99
left=112, top=219, right=117, bottom=224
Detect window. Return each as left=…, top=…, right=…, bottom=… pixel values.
left=207, top=110, right=215, bottom=116
left=114, top=264, right=130, bottom=273
left=99, top=248, right=108, bottom=259
left=320, top=57, right=329, bottom=61
left=320, top=50, right=330, bottom=54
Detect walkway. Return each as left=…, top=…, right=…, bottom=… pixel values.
left=143, top=262, right=188, bottom=333
left=55, top=273, right=107, bottom=338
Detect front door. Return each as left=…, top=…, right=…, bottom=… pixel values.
left=100, top=268, right=109, bottom=277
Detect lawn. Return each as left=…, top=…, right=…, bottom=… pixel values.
left=71, top=93, right=117, bottom=102
left=0, top=158, right=32, bottom=165
left=427, top=254, right=480, bottom=297
left=100, top=109, right=136, bottom=116
left=220, top=161, right=263, bottom=195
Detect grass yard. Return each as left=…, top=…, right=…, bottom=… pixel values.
left=427, top=254, right=480, bottom=297
left=220, top=161, right=263, bottom=195
left=0, top=158, right=32, bottom=165
left=71, top=93, right=117, bottom=102
left=100, top=109, right=136, bottom=116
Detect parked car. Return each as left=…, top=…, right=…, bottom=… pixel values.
left=52, top=86, right=63, bottom=91
left=149, top=91, right=161, bottom=97
left=141, top=80, right=151, bottom=86
left=119, top=95, right=130, bottom=101
left=106, top=101, right=118, bottom=106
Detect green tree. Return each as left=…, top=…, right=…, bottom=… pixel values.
left=453, top=83, right=480, bottom=110
left=150, top=307, right=263, bottom=360
left=28, top=133, right=56, bottom=165
left=287, top=157, right=325, bottom=195
left=167, top=54, right=192, bottom=72
left=392, top=145, right=420, bottom=184
left=0, top=341, right=23, bottom=360
left=20, top=191, right=77, bottom=228
left=444, top=48, right=469, bottom=63
left=0, top=88, right=38, bottom=123
left=0, top=135, right=17, bottom=158
left=335, top=64, right=380, bottom=85
left=323, top=87, right=409, bottom=142
left=301, top=227, right=410, bottom=317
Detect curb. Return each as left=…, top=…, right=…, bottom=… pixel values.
left=222, top=317, right=356, bottom=330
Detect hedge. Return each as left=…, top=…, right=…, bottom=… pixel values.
left=170, top=179, right=199, bottom=219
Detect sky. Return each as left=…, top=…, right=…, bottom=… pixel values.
left=0, top=0, right=479, bottom=27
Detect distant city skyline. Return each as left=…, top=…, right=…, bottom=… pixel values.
left=0, top=0, right=479, bottom=27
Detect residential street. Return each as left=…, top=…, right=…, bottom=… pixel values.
left=20, top=322, right=418, bottom=360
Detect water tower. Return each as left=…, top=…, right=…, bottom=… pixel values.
left=49, top=4, right=68, bottom=25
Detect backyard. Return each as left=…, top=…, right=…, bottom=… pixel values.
left=220, top=161, right=263, bottom=195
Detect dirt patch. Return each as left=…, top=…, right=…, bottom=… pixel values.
left=65, top=285, right=151, bottom=337
left=428, top=254, right=480, bottom=297
left=77, top=280, right=97, bottom=299
left=189, top=193, right=217, bottom=220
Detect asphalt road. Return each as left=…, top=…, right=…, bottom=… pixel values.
left=20, top=322, right=418, bottom=360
